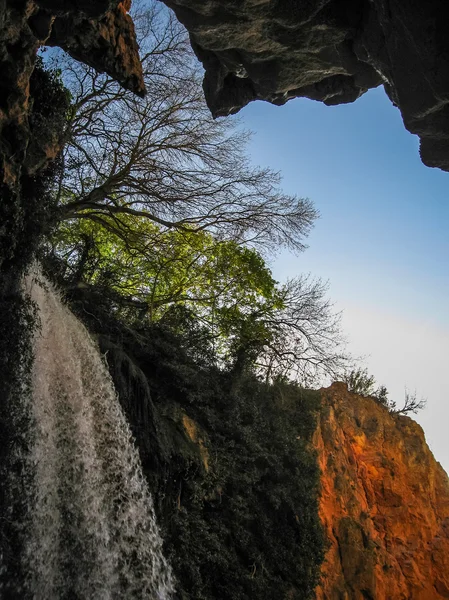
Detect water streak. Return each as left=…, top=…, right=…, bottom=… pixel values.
left=23, top=273, right=174, bottom=599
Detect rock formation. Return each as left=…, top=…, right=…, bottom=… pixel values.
left=315, top=383, right=449, bottom=599
left=173, top=381, right=449, bottom=598
left=2, top=0, right=449, bottom=234
left=4, top=0, right=449, bottom=185
left=0, top=0, right=143, bottom=193
left=0, top=0, right=144, bottom=279
left=58, top=284, right=449, bottom=599
left=161, top=0, right=449, bottom=172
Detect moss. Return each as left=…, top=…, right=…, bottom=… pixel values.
left=0, top=285, right=38, bottom=598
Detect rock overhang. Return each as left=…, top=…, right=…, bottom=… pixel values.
left=161, top=0, right=449, bottom=172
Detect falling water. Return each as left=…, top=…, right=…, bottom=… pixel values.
left=21, top=272, right=175, bottom=599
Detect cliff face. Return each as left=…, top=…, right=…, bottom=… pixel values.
left=63, top=290, right=449, bottom=599
left=0, top=0, right=143, bottom=192
left=316, top=383, right=449, bottom=600
left=161, top=0, right=449, bottom=172
left=0, top=0, right=144, bottom=279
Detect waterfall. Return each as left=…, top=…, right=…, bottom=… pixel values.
left=20, top=272, right=175, bottom=599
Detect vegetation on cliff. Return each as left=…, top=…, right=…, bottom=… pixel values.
left=42, top=2, right=348, bottom=385
left=343, top=368, right=427, bottom=416
left=0, top=4, right=330, bottom=593
left=61, top=281, right=325, bottom=600
left=32, top=8, right=330, bottom=595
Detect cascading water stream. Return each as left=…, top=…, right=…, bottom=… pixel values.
left=21, top=271, right=175, bottom=599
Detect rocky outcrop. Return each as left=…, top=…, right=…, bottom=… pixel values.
left=46, top=1, right=145, bottom=98
left=162, top=0, right=449, bottom=171
left=0, top=0, right=144, bottom=276
left=0, top=0, right=143, bottom=191
left=315, top=383, right=449, bottom=599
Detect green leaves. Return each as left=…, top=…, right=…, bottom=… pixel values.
left=49, top=214, right=278, bottom=330
left=48, top=209, right=348, bottom=384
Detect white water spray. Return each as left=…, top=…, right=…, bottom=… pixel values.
left=23, top=272, right=175, bottom=599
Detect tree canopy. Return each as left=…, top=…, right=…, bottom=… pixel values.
left=49, top=2, right=317, bottom=252
left=48, top=212, right=348, bottom=383
left=42, top=0, right=348, bottom=385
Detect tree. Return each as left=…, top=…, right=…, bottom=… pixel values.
left=389, top=389, right=427, bottom=416
left=42, top=1, right=348, bottom=385
left=47, top=0, right=317, bottom=252
left=343, top=368, right=377, bottom=396
left=48, top=213, right=278, bottom=327
left=342, top=368, right=426, bottom=415
left=47, top=214, right=348, bottom=384
left=229, top=276, right=348, bottom=385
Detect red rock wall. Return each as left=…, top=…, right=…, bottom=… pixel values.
left=315, top=383, right=449, bottom=600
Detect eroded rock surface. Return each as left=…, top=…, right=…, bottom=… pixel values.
left=0, top=0, right=143, bottom=190
left=162, top=0, right=449, bottom=171
left=0, top=0, right=144, bottom=275
left=316, top=383, right=449, bottom=599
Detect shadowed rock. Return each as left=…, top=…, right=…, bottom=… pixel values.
left=162, top=0, right=449, bottom=172
left=0, top=0, right=144, bottom=193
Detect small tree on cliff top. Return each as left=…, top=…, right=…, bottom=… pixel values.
left=343, top=368, right=426, bottom=415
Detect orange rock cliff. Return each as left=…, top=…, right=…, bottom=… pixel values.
left=315, top=383, right=449, bottom=600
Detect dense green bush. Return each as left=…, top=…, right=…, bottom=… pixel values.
left=65, top=284, right=325, bottom=600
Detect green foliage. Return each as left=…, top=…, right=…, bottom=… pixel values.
left=46, top=213, right=348, bottom=383
left=66, top=289, right=325, bottom=600
left=42, top=2, right=346, bottom=385
left=48, top=214, right=277, bottom=328
left=163, top=377, right=323, bottom=600
left=343, top=368, right=378, bottom=397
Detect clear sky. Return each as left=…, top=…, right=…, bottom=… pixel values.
left=239, top=86, right=449, bottom=473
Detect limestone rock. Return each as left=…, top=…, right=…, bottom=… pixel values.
left=0, top=0, right=143, bottom=190
left=315, top=383, right=449, bottom=599
left=47, top=1, right=145, bottom=97
left=162, top=0, right=449, bottom=172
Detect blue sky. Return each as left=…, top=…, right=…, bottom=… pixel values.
left=240, top=86, right=449, bottom=472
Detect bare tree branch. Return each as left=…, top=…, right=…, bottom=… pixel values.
left=47, top=0, right=317, bottom=254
